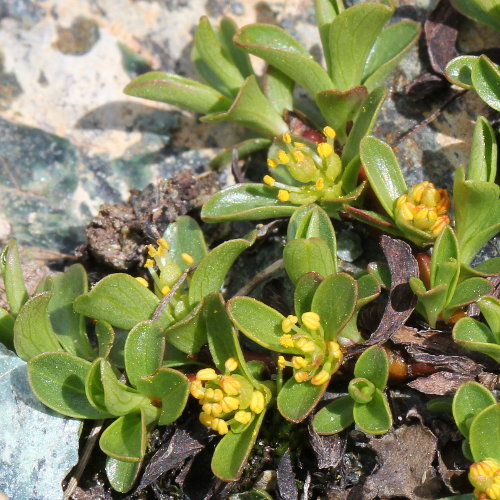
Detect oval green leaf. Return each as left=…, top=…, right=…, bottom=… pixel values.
left=353, top=388, right=392, bottom=435
left=277, top=377, right=328, bottom=422
left=312, top=395, right=355, bottom=435
left=353, top=346, right=389, bottom=390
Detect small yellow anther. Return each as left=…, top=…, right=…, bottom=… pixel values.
left=280, top=334, right=295, bottom=348
left=135, top=277, right=149, bottom=287
left=211, top=417, right=229, bottom=435
left=292, top=356, right=308, bottom=369
left=225, top=357, right=238, bottom=372
left=267, top=158, right=278, bottom=168
left=221, top=396, right=240, bottom=412
left=147, top=244, right=157, bottom=257
left=277, top=355, right=287, bottom=370
left=315, top=178, right=324, bottom=190
left=205, top=388, right=215, bottom=400
left=196, top=368, right=218, bottom=381
left=212, top=389, right=224, bottom=402
left=278, top=150, right=290, bottom=164
left=181, top=253, right=195, bottom=266
left=328, top=341, right=342, bottom=359
left=292, top=150, right=305, bottom=162
left=157, top=238, right=170, bottom=250
left=249, top=391, right=265, bottom=414
left=144, top=258, right=155, bottom=268
left=211, top=403, right=223, bottom=417
left=199, top=411, right=213, bottom=427
left=277, top=190, right=290, bottom=202
left=293, top=141, right=306, bottom=149
left=295, top=338, right=316, bottom=353
left=189, top=380, right=205, bottom=399
left=234, top=410, right=252, bottom=424
left=161, top=285, right=171, bottom=295
left=311, top=369, right=330, bottom=386
left=323, top=126, right=336, bottom=139
left=263, top=175, right=276, bottom=186
left=283, top=132, right=292, bottom=143
left=317, top=142, right=333, bottom=158
left=220, top=375, right=241, bottom=396
left=294, top=371, right=309, bottom=383
left=282, top=314, right=298, bottom=333
left=430, top=215, right=450, bottom=236
left=302, top=311, right=321, bottom=331
left=469, top=459, right=500, bottom=496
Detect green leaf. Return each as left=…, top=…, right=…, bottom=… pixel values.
left=328, top=2, right=393, bottom=90
left=316, top=86, right=368, bottom=143
left=211, top=409, right=266, bottom=481
left=28, top=352, right=111, bottom=419
left=452, top=381, right=496, bottom=438
left=468, top=116, right=497, bottom=183
left=227, top=297, right=301, bottom=355
left=277, top=377, right=327, bottom=422
left=13, top=292, right=63, bottom=361
left=356, top=273, right=381, bottom=308
left=74, top=274, right=165, bottom=330
left=469, top=404, right=500, bottom=462
left=100, top=358, right=149, bottom=416
left=0, top=239, right=28, bottom=315
left=100, top=409, right=151, bottom=462
left=312, top=395, right=355, bottom=434
left=163, top=216, right=208, bottom=270
left=209, top=138, right=272, bottom=169
left=189, top=232, right=256, bottom=307
left=85, top=358, right=109, bottom=413
left=362, top=20, right=421, bottom=91
left=451, top=0, right=500, bottom=32
left=105, top=456, right=142, bottom=494
left=409, top=278, right=448, bottom=329
left=453, top=317, right=500, bottom=363
left=311, top=273, right=357, bottom=341
left=201, top=75, right=289, bottom=137
left=123, top=71, right=230, bottom=114
left=353, top=388, right=392, bottom=434
left=124, top=321, right=165, bottom=388
left=95, top=320, right=115, bottom=359
left=478, top=297, right=500, bottom=339
left=234, top=23, right=334, bottom=96
left=0, top=307, right=15, bottom=351
left=314, top=0, right=345, bottom=73
left=283, top=238, right=336, bottom=285
left=191, top=44, right=232, bottom=97
left=342, top=86, right=387, bottom=169
left=294, top=273, right=324, bottom=319
left=360, top=136, right=407, bottom=217
left=201, top=183, right=298, bottom=222
left=472, top=55, right=500, bottom=112
left=431, top=227, right=459, bottom=303
left=445, top=55, right=476, bottom=89
left=219, top=17, right=254, bottom=78
left=444, top=277, right=493, bottom=321
left=262, top=65, right=294, bottom=114
left=135, top=367, right=189, bottom=425
left=229, top=489, right=274, bottom=500
left=46, top=264, right=95, bottom=360
left=354, top=346, right=389, bottom=390
left=195, top=16, right=245, bottom=94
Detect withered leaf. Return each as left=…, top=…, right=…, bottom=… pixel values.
left=407, top=371, right=474, bottom=395
left=277, top=450, right=299, bottom=500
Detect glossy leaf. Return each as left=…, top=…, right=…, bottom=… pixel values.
left=430, top=226, right=459, bottom=302
left=0, top=307, right=15, bottom=351
left=201, top=183, right=297, bottom=222
left=443, top=277, right=493, bottom=321
left=360, top=136, right=407, bottom=217
left=105, top=457, right=142, bottom=494
left=263, top=65, right=294, bottom=113
left=234, top=24, right=334, bottom=95
left=316, top=86, right=368, bottom=143
left=478, top=296, right=500, bottom=338
left=123, top=71, right=229, bottom=113
left=453, top=318, right=500, bottom=363
left=135, top=368, right=189, bottom=425
left=74, top=274, right=165, bottom=330
left=314, top=0, right=344, bottom=73
left=0, top=239, right=28, bottom=315
left=283, top=238, right=336, bottom=285
left=451, top=0, right=500, bottom=33
left=445, top=55, right=476, bottom=89
left=211, top=409, right=267, bottom=481
left=469, top=404, right=500, bottom=462
left=28, top=352, right=111, bottom=419
left=294, top=273, right=324, bottom=319
left=328, top=2, right=393, bottom=90
left=452, top=381, right=496, bottom=438
left=95, top=320, right=115, bottom=359
left=409, top=278, right=448, bottom=328
left=472, top=55, right=500, bottom=112
left=85, top=358, right=109, bottom=413
left=189, top=231, right=256, bottom=306
left=468, top=116, right=497, bottom=183
left=311, top=273, right=357, bottom=341
left=277, top=377, right=327, bottom=422
left=209, top=138, right=272, bottom=169
left=219, top=17, right=254, bottom=78
left=13, top=292, right=62, bottom=361
left=362, top=20, right=421, bottom=91
left=342, top=86, right=387, bottom=170
left=353, top=388, right=392, bottom=434
left=227, top=297, right=301, bottom=355
left=356, top=273, right=381, bottom=308
left=312, top=395, right=355, bottom=434
left=201, top=75, right=289, bottom=137
left=353, top=346, right=389, bottom=390
left=124, top=321, right=165, bottom=388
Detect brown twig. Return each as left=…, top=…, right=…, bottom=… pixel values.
left=232, top=258, right=284, bottom=298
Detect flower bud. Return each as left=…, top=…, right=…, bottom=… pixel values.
left=292, top=356, right=308, bottom=369
left=225, top=357, right=238, bottom=372
left=220, top=375, right=241, bottom=396
left=294, top=371, right=309, bottom=383
left=199, top=412, right=213, bottom=427
left=234, top=410, right=252, bottom=424
left=190, top=380, right=205, bottom=399
left=181, top=253, right=195, bottom=266
left=196, top=368, right=218, bottom=381
left=250, top=391, right=265, bottom=414
left=469, top=459, right=500, bottom=493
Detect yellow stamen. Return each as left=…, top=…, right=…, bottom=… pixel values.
left=317, top=142, right=333, bottom=158
left=234, top=410, right=252, bottom=424
left=278, top=150, right=290, bottom=164
left=211, top=417, right=229, bottom=435
left=267, top=158, right=278, bottom=168
left=292, top=150, right=305, bottom=162
left=315, top=178, right=324, bottom=190
left=293, top=141, right=306, bottom=148
left=292, top=356, right=308, bottom=369
left=211, top=403, right=223, bottom=417
left=294, top=371, right=309, bottom=383
left=295, top=338, right=316, bottom=353
left=323, top=126, right=336, bottom=139
left=225, top=357, right=238, bottom=372
left=220, top=375, right=241, bottom=396
left=222, top=396, right=239, bottom=412
left=199, top=411, right=213, bottom=427
left=277, top=355, right=287, bottom=370
left=161, top=285, right=171, bottom=295
left=181, top=253, right=195, bottom=266
left=157, top=238, right=170, bottom=250
left=280, top=334, right=295, bottom=348
left=311, top=369, right=330, bottom=386
left=249, top=391, right=265, bottom=414
left=189, top=380, right=205, bottom=399
left=328, top=341, right=342, bottom=359
left=277, top=190, right=290, bottom=202
left=430, top=215, right=450, bottom=236
left=135, top=277, right=149, bottom=287
left=283, top=132, right=292, bottom=143
left=147, top=244, right=157, bottom=257
left=144, top=258, right=155, bottom=268
left=281, top=318, right=293, bottom=334
left=263, top=175, right=276, bottom=186
left=212, top=389, right=224, bottom=402
left=196, top=368, right=218, bottom=381
left=302, top=311, right=321, bottom=331
left=399, top=201, right=414, bottom=221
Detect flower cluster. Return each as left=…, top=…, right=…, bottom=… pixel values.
left=394, top=181, right=451, bottom=238
left=190, top=358, right=266, bottom=435
left=277, top=312, right=343, bottom=386
left=264, top=128, right=344, bottom=204
left=469, top=459, right=500, bottom=500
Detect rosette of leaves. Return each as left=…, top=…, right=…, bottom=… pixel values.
left=409, top=226, right=493, bottom=328
left=312, top=346, right=392, bottom=435
left=73, top=216, right=256, bottom=355
left=452, top=381, right=500, bottom=463
left=453, top=297, right=500, bottom=363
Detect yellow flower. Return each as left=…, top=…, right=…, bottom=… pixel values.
left=323, top=126, right=336, bottom=139
left=277, top=189, right=290, bottom=202
left=199, top=411, right=213, bottom=427
left=295, top=338, right=316, bottom=353
left=161, top=285, right=171, bottom=295
left=282, top=132, right=292, bottom=143
left=469, top=459, right=500, bottom=495
left=317, top=142, right=333, bottom=158
left=315, top=178, right=324, bottom=190
left=221, top=396, right=239, bottom=413
left=301, top=312, right=321, bottom=331
left=157, top=238, right=170, bottom=250
left=311, top=370, right=330, bottom=386
left=278, top=150, right=290, bottom=164
left=190, top=380, right=205, bottom=399
left=267, top=158, right=278, bottom=168
left=277, top=355, right=287, bottom=370
left=281, top=315, right=297, bottom=333
left=263, top=175, right=276, bottom=186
